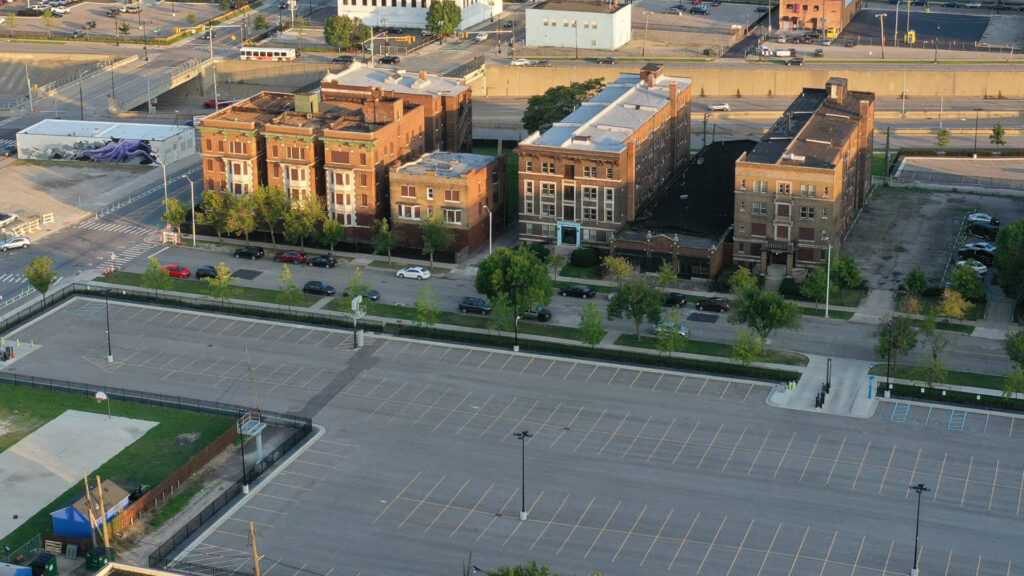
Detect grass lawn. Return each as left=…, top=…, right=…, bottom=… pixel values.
left=872, top=153, right=891, bottom=178
left=96, top=272, right=321, bottom=307
left=799, top=307, right=855, bottom=320
left=368, top=260, right=452, bottom=273
left=868, top=364, right=1006, bottom=392
left=559, top=264, right=600, bottom=280
left=614, top=334, right=809, bottom=367
left=909, top=318, right=975, bottom=335
left=0, top=383, right=234, bottom=550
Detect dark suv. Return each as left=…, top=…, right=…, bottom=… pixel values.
left=967, top=222, right=998, bottom=241
left=233, top=246, right=265, bottom=260
left=195, top=265, right=218, bottom=280
left=662, top=292, right=688, bottom=307
left=559, top=284, right=597, bottom=299
left=521, top=305, right=552, bottom=322
left=459, top=297, right=493, bottom=315
left=958, top=248, right=994, bottom=266
left=378, top=56, right=400, bottom=64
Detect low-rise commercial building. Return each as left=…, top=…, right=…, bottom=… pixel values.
left=777, top=0, right=861, bottom=34
left=336, top=0, right=501, bottom=30
left=524, top=0, right=632, bottom=51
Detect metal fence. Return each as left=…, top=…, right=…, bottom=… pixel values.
left=895, top=169, right=1024, bottom=191
left=0, top=56, right=132, bottom=113
left=112, top=57, right=208, bottom=113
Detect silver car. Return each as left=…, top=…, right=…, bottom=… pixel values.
left=0, top=236, right=30, bottom=251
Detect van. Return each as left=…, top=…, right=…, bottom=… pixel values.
left=774, top=48, right=793, bottom=57
left=475, top=33, right=488, bottom=42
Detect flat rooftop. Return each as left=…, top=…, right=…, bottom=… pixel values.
left=531, top=0, right=627, bottom=12
left=18, top=119, right=190, bottom=141
left=395, top=151, right=496, bottom=177
left=322, top=63, right=470, bottom=97
left=202, top=92, right=296, bottom=125
left=521, top=72, right=690, bottom=154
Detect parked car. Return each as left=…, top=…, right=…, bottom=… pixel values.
left=845, top=40, right=858, bottom=47
left=307, top=255, right=337, bottom=268
left=822, top=38, right=833, bottom=46
left=942, top=1, right=960, bottom=5
left=50, top=6, right=69, bottom=13
left=83, top=19, right=96, bottom=29
left=302, top=281, right=336, bottom=296
left=378, top=56, right=401, bottom=64
left=0, top=213, right=17, bottom=227
left=964, top=240, right=997, bottom=253
left=503, top=20, right=514, bottom=28
left=458, top=297, right=493, bottom=315
left=510, top=58, right=532, bottom=66
left=162, top=264, right=190, bottom=278
left=72, top=29, right=84, bottom=37
left=559, top=284, right=597, bottom=299
left=531, top=60, right=552, bottom=67
left=195, top=265, right=218, bottom=280
left=696, top=297, right=730, bottom=312
left=911, top=0, right=928, bottom=4
left=0, top=236, right=30, bottom=251
left=342, top=288, right=381, bottom=300
left=274, top=250, right=307, bottom=263
left=666, top=6, right=684, bottom=12
left=755, top=5, right=769, bottom=11
left=662, top=292, right=688, bottom=307
left=967, top=222, right=998, bottom=240
left=332, top=55, right=355, bottom=64
left=967, top=212, right=999, bottom=226
left=965, top=2, right=981, bottom=7
left=521, top=305, right=552, bottom=322
left=814, top=48, right=824, bottom=56
left=233, top=246, right=264, bottom=259
left=651, top=322, right=691, bottom=337
left=396, top=266, right=431, bottom=280
left=0, top=144, right=15, bottom=157
left=956, top=259, right=988, bottom=277
left=958, top=248, right=994, bottom=266
left=786, top=57, right=805, bottom=66
left=707, top=102, right=730, bottom=111
left=596, top=57, right=619, bottom=64
left=689, top=4, right=709, bottom=13
left=203, top=98, right=234, bottom=109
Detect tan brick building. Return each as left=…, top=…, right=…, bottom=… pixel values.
left=778, top=0, right=862, bottom=34
left=733, top=77, right=875, bottom=276
left=516, top=64, right=691, bottom=248
left=389, top=151, right=505, bottom=257
left=201, top=92, right=294, bottom=195
left=321, top=64, right=473, bottom=153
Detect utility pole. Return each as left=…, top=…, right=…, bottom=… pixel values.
left=876, top=14, right=886, bottom=59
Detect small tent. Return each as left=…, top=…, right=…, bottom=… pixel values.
left=51, top=480, right=131, bottom=539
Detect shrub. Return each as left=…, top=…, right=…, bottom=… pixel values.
left=922, top=285, right=944, bottom=298
left=779, top=277, right=801, bottom=298
left=523, top=242, right=550, bottom=262
left=570, top=247, right=600, bottom=268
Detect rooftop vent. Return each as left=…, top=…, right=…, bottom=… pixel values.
left=782, top=153, right=806, bottom=162
left=571, top=135, right=591, bottom=143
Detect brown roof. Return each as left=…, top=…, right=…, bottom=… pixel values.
left=72, top=480, right=129, bottom=519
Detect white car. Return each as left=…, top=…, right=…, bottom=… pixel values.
left=396, top=266, right=431, bottom=280
left=964, top=240, right=996, bottom=253
left=509, top=58, right=531, bottom=67
left=651, top=322, right=691, bottom=337
left=707, top=102, right=730, bottom=111
left=0, top=213, right=16, bottom=227
left=0, top=236, right=30, bottom=251
left=956, top=259, right=988, bottom=276
left=967, top=212, right=999, bottom=226
left=50, top=6, right=70, bottom=13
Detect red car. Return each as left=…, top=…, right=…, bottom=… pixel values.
left=203, top=98, right=236, bottom=109
left=274, top=250, right=307, bottom=263
left=696, top=297, right=730, bottom=312
left=163, top=264, right=191, bottom=278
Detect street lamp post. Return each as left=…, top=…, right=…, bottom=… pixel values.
left=513, top=430, right=532, bottom=521
left=876, top=14, right=886, bottom=59
left=483, top=205, right=493, bottom=255
left=886, top=317, right=893, bottom=388
left=910, top=483, right=930, bottom=576
left=156, top=159, right=169, bottom=205
left=972, top=108, right=981, bottom=157
left=105, top=292, right=113, bottom=363
left=184, top=175, right=197, bottom=247
left=511, top=281, right=520, bottom=352
left=934, top=25, right=940, bottom=63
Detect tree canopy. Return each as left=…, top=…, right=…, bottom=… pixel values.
left=607, top=278, right=662, bottom=340
left=323, top=15, right=370, bottom=50
left=425, top=0, right=461, bottom=37
left=474, top=246, right=553, bottom=315
left=24, top=256, right=58, bottom=302
left=419, top=212, right=454, bottom=268
left=995, top=221, right=1024, bottom=304
left=522, top=79, right=605, bottom=133
left=728, top=286, right=802, bottom=349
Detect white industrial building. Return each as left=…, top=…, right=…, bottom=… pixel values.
left=16, top=120, right=195, bottom=165
left=525, top=0, right=631, bottom=51
left=338, top=0, right=501, bottom=30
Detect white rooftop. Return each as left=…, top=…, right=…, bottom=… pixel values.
left=322, top=62, right=470, bottom=97
left=521, top=72, right=691, bottom=153
left=396, top=151, right=496, bottom=177
left=18, top=119, right=190, bottom=141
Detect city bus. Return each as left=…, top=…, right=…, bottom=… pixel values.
left=239, top=47, right=298, bottom=61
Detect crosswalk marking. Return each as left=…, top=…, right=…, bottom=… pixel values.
left=0, top=273, right=64, bottom=284
left=0, top=139, right=14, bottom=149
left=100, top=240, right=153, bottom=269
left=74, top=220, right=153, bottom=236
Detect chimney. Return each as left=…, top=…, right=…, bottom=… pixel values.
left=640, top=63, right=663, bottom=87
left=419, top=70, right=428, bottom=81
left=826, top=77, right=848, bottom=103
left=295, top=92, right=320, bottom=114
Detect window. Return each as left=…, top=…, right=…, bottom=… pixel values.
left=331, top=150, right=350, bottom=164
left=426, top=187, right=434, bottom=200
left=740, top=179, right=746, bottom=190
left=541, top=162, right=556, bottom=174
left=398, top=204, right=421, bottom=220
left=752, top=201, right=767, bottom=215
left=583, top=207, right=597, bottom=220
left=563, top=205, right=575, bottom=220
left=777, top=204, right=790, bottom=217
left=272, top=164, right=280, bottom=178
left=582, top=186, right=598, bottom=201
left=800, top=206, right=815, bottom=219
left=443, top=208, right=462, bottom=225
left=583, top=166, right=598, bottom=178
left=359, top=174, right=368, bottom=187
left=605, top=208, right=614, bottom=222
left=540, top=182, right=556, bottom=197
left=217, top=140, right=224, bottom=153
left=401, top=185, right=416, bottom=198
left=798, top=248, right=815, bottom=261
left=753, top=180, right=768, bottom=193
left=205, top=139, right=212, bottom=151
left=542, top=17, right=548, bottom=25
left=288, top=167, right=305, bottom=182
left=824, top=186, right=830, bottom=197
left=524, top=181, right=534, bottom=214
left=606, top=167, right=614, bottom=179
left=800, top=184, right=817, bottom=197
left=361, top=194, right=368, bottom=207
left=751, top=222, right=767, bottom=236
left=563, top=185, right=575, bottom=203
left=821, top=207, right=828, bottom=219
left=360, top=153, right=367, bottom=166
left=230, top=141, right=249, bottom=155
left=286, top=146, right=305, bottom=161
left=604, top=188, right=614, bottom=205
left=525, top=161, right=534, bottom=172
left=339, top=213, right=355, bottom=226
left=444, top=188, right=460, bottom=202
left=776, top=225, right=790, bottom=239
left=798, top=227, right=815, bottom=241
left=777, top=182, right=791, bottom=195
left=541, top=203, right=556, bottom=217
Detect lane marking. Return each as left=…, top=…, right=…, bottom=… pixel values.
left=640, top=508, right=673, bottom=567
left=373, top=471, right=422, bottom=524
left=799, top=434, right=822, bottom=483
left=696, top=515, right=727, bottom=575
left=851, top=441, right=872, bottom=491
left=611, top=504, right=647, bottom=564
left=556, top=496, right=595, bottom=556
left=824, top=436, right=847, bottom=487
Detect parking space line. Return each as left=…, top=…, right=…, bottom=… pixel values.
left=456, top=393, right=495, bottom=435
left=217, top=320, right=238, bottom=336
left=696, top=423, right=725, bottom=469
left=499, top=355, right=515, bottom=371
left=755, top=524, right=781, bottom=576
left=943, top=550, right=954, bottom=576
left=697, top=377, right=710, bottom=396
left=477, top=351, right=492, bottom=368
left=279, top=470, right=324, bottom=481
left=398, top=476, right=446, bottom=529
left=450, top=483, right=494, bottom=538
left=241, top=503, right=286, bottom=515
left=503, top=491, right=545, bottom=546
left=288, top=562, right=308, bottom=576
left=391, top=383, right=431, bottom=425
left=611, top=504, right=647, bottom=563
left=726, top=520, right=755, bottom=576
left=367, top=381, right=404, bottom=419
left=530, top=494, right=570, bottom=550
left=825, top=437, right=848, bottom=487
left=424, top=479, right=470, bottom=534
left=373, top=471, right=422, bottom=524
left=606, top=368, right=620, bottom=386
left=906, top=449, right=923, bottom=497
left=743, top=383, right=756, bottom=402
left=557, top=497, right=596, bottom=556
left=1017, top=469, right=1024, bottom=516
left=989, top=460, right=999, bottom=511
left=476, top=489, right=518, bottom=542
left=628, top=371, right=642, bottom=389
left=313, top=332, right=332, bottom=347
left=670, top=512, right=701, bottom=572
left=534, top=403, right=563, bottom=438
left=879, top=445, right=897, bottom=494
left=1011, top=418, right=1017, bottom=438
left=674, top=376, right=686, bottom=394
left=799, top=434, right=821, bottom=483
left=411, top=388, right=452, bottom=426
left=432, top=392, right=473, bottom=432
left=454, top=349, right=472, bottom=365
left=818, top=530, right=837, bottom=576
left=584, top=365, right=599, bottom=382
left=573, top=408, right=608, bottom=453
left=647, top=417, right=677, bottom=462
left=851, top=441, right=872, bottom=491
left=748, top=430, right=772, bottom=475
left=275, top=327, right=294, bottom=342
left=640, top=508, right=672, bottom=566
left=506, top=400, right=541, bottom=436
left=672, top=420, right=701, bottom=466
left=773, top=433, right=797, bottom=479
left=787, top=526, right=810, bottom=576
left=719, top=381, right=731, bottom=399
left=519, top=358, right=535, bottom=375
left=269, top=480, right=314, bottom=491
left=257, top=492, right=300, bottom=504
left=550, top=406, right=584, bottom=449
left=722, top=425, right=749, bottom=473
left=975, top=554, right=982, bottom=576
left=696, top=515, right=727, bottom=576
left=962, top=456, right=974, bottom=506
left=597, top=412, right=630, bottom=455
left=480, top=396, right=519, bottom=438
left=651, top=374, right=664, bottom=391
left=882, top=540, right=895, bottom=576
left=584, top=500, right=621, bottom=559
left=541, top=360, right=558, bottom=378
left=161, top=311, right=184, bottom=328
left=934, top=453, right=948, bottom=501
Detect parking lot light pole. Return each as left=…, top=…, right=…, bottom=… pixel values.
left=513, top=430, right=532, bottom=521
left=483, top=205, right=493, bottom=255
left=184, top=175, right=197, bottom=247
left=972, top=108, right=982, bottom=157
left=886, top=317, right=893, bottom=388
left=875, top=14, right=886, bottom=59
left=105, top=292, right=113, bottom=363
left=910, top=483, right=930, bottom=576
left=934, top=25, right=940, bottom=63
left=511, top=282, right=520, bottom=352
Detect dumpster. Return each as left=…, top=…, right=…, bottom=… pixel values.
left=28, top=554, right=56, bottom=576
left=84, top=548, right=116, bottom=571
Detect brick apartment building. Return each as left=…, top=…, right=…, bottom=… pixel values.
left=321, top=63, right=473, bottom=154
left=733, top=77, right=875, bottom=276
left=389, top=151, right=505, bottom=256
left=777, top=0, right=862, bottom=33
left=516, top=64, right=692, bottom=248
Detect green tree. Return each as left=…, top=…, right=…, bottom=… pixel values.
left=904, top=266, right=928, bottom=297
left=24, top=256, right=58, bottom=303
left=657, top=260, right=677, bottom=288
left=42, top=9, right=56, bottom=37
left=324, top=14, right=356, bottom=50
left=732, top=328, right=764, bottom=366
left=950, top=262, right=985, bottom=301
left=293, top=16, right=309, bottom=37
left=873, top=315, right=917, bottom=367
left=579, top=302, right=606, bottom=348
left=205, top=262, right=235, bottom=306
left=916, top=311, right=948, bottom=387
left=522, top=79, right=605, bottom=133
left=488, top=293, right=515, bottom=333
left=253, top=185, right=289, bottom=247
left=990, top=122, right=1006, bottom=146
left=546, top=252, right=566, bottom=279
left=935, top=128, right=951, bottom=148
left=198, top=190, right=234, bottom=244
left=218, top=0, right=231, bottom=10
left=283, top=198, right=324, bottom=249
left=655, top=310, right=688, bottom=357
left=414, top=285, right=440, bottom=326
left=186, top=12, right=198, bottom=26
left=227, top=193, right=258, bottom=243
left=425, top=0, right=461, bottom=38
left=162, top=198, right=188, bottom=237
left=6, top=14, right=17, bottom=39
left=474, top=246, right=553, bottom=316
left=419, top=211, right=454, bottom=269
left=118, top=21, right=131, bottom=36
left=799, top=265, right=833, bottom=306
left=728, top=266, right=758, bottom=295
left=729, top=289, right=802, bottom=352
left=343, top=267, right=372, bottom=306
left=607, top=278, right=663, bottom=340
left=489, top=562, right=556, bottom=576
left=936, top=287, right=973, bottom=321
left=254, top=14, right=268, bottom=31
left=832, top=254, right=863, bottom=290
left=318, top=218, right=345, bottom=253
left=601, top=255, right=633, bottom=285
left=352, top=20, right=371, bottom=43
left=995, top=221, right=1024, bottom=305
left=276, top=264, right=304, bottom=310
left=1005, top=329, right=1024, bottom=366
left=372, top=217, right=403, bottom=264
left=141, top=256, right=172, bottom=295
left=1002, top=365, right=1024, bottom=399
